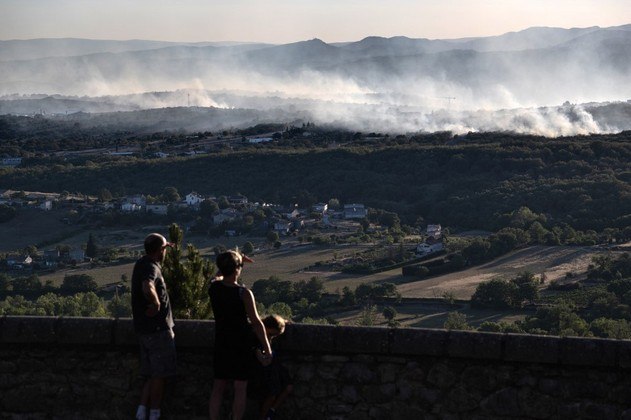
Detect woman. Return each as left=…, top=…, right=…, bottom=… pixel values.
left=209, top=250, right=272, bottom=420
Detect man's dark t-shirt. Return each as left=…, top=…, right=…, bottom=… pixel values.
left=131, top=255, right=174, bottom=334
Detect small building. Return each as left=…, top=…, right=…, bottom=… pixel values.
left=125, top=195, right=147, bottom=206
left=67, top=249, right=85, bottom=263
left=186, top=192, right=204, bottom=207
left=312, top=203, right=328, bottom=214
left=1, top=157, right=22, bottom=167
left=247, top=137, right=273, bottom=144
left=121, top=203, right=142, bottom=213
left=344, top=203, right=367, bottom=220
left=228, top=195, right=248, bottom=205
left=274, top=221, right=292, bottom=235
left=427, top=224, right=442, bottom=240
left=416, top=240, right=444, bottom=256
left=284, top=208, right=300, bottom=219
left=39, top=200, right=53, bottom=211
left=6, top=254, right=32, bottom=269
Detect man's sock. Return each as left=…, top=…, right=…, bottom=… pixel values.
left=135, top=405, right=147, bottom=420
left=149, top=409, right=161, bottom=420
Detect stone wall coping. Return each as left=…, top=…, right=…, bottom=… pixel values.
left=1, top=315, right=630, bottom=368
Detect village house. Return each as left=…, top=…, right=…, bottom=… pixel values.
left=124, top=195, right=147, bottom=206
left=0, top=157, right=22, bottom=167
left=185, top=192, right=204, bottom=207
left=344, top=203, right=368, bottom=219
left=416, top=240, right=444, bottom=256
left=5, top=254, right=33, bottom=270
left=427, top=224, right=442, bottom=239
left=121, top=202, right=142, bottom=212
left=273, top=220, right=293, bottom=235
left=228, top=195, right=248, bottom=205
left=67, top=249, right=86, bottom=264
left=39, top=200, right=53, bottom=211
left=312, top=203, right=328, bottom=214
left=213, top=208, right=241, bottom=225
left=40, top=249, right=59, bottom=267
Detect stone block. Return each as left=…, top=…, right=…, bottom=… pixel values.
left=173, top=319, right=214, bottom=348
left=113, top=318, right=136, bottom=346
left=57, top=317, right=114, bottom=345
left=559, top=337, right=617, bottom=367
left=277, top=323, right=336, bottom=353
left=615, top=339, right=631, bottom=369
left=0, top=316, right=57, bottom=344
left=335, top=326, right=389, bottom=354
left=503, top=333, right=560, bottom=364
left=390, top=327, right=448, bottom=356
left=447, top=330, right=503, bottom=360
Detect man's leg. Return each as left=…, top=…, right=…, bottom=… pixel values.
left=149, top=377, right=166, bottom=409
left=233, top=380, right=248, bottom=420
left=271, top=384, right=293, bottom=410
left=209, top=379, right=227, bottom=420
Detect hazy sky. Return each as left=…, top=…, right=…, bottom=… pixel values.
left=1, top=0, right=630, bottom=43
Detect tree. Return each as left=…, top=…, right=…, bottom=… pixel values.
left=295, top=277, right=325, bottom=303
left=108, top=291, right=132, bottom=318
left=382, top=306, right=399, bottom=327
left=267, top=231, right=280, bottom=245
left=12, top=275, right=42, bottom=292
left=0, top=204, right=17, bottom=223
left=61, top=274, right=98, bottom=293
left=444, top=312, right=470, bottom=330
left=162, top=186, right=181, bottom=203
left=85, top=233, right=98, bottom=259
left=471, top=278, right=517, bottom=309
left=356, top=304, right=378, bottom=326
left=200, top=199, right=219, bottom=217
left=98, top=188, right=113, bottom=202
left=23, top=245, right=38, bottom=257
left=340, top=286, right=356, bottom=306
left=217, top=196, right=230, bottom=209
left=242, top=241, right=255, bottom=255
left=266, top=302, right=293, bottom=320
left=0, top=274, right=11, bottom=293
left=512, top=271, right=539, bottom=304
left=162, top=223, right=215, bottom=319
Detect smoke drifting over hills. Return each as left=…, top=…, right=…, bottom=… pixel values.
left=1, top=25, right=631, bottom=136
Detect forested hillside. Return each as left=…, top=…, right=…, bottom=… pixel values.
left=1, top=129, right=629, bottom=231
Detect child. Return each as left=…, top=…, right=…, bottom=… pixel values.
left=258, top=314, right=293, bottom=420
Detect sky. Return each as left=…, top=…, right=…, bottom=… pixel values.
left=1, top=0, right=630, bottom=44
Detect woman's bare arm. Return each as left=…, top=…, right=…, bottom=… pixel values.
left=242, top=288, right=272, bottom=357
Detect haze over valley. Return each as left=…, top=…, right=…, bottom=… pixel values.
left=2, top=25, right=631, bottom=136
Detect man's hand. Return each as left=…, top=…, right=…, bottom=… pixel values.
left=256, top=349, right=272, bottom=367
left=145, top=302, right=160, bottom=317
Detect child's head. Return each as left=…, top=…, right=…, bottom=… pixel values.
left=262, top=314, right=286, bottom=338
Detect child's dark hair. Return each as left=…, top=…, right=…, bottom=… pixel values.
left=263, top=314, right=286, bottom=334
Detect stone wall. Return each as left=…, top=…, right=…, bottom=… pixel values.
left=1, top=315, right=631, bottom=419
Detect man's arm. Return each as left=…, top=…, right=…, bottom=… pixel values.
left=142, top=278, right=160, bottom=317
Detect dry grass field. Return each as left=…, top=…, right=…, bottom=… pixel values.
left=6, top=217, right=626, bottom=329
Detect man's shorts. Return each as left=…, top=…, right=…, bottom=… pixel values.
left=138, top=329, right=176, bottom=378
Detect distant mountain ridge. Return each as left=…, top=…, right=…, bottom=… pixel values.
left=1, top=24, right=630, bottom=121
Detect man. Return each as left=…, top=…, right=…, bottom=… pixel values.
left=131, top=233, right=175, bottom=420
